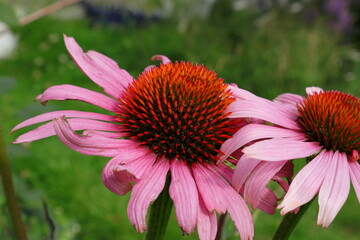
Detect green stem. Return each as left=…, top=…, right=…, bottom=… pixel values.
left=145, top=173, right=173, bottom=240
left=0, top=121, right=28, bottom=240
left=272, top=199, right=314, bottom=240
left=215, top=213, right=227, bottom=240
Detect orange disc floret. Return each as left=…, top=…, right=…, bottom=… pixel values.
left=297, top=91, right=360, bottom=156
left=116, top=61, right=240, bottom=165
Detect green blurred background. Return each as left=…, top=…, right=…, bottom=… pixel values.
left=0, top=0, right=359, bottom=239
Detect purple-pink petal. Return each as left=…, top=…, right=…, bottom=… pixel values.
left=197, top=196, right=217, bottom=240
left=232, top=155, right=261, bottom=192
left=169, top=160, right=198, bottom=234
left=151, top=55, right=171, bottom=64
left=279, top=150, right=331, bottom=214
left=317, top=151, right=350, bottom=227
left=127, top=160, right=170, bottom=232
left=221, top=123, right=305, bottom=161
left=64, top=35, right=133, bottom=99
left=36, top=84, right=118, bottom=112
left=349, top=161, right=360, bottom=202
left=14, top=118, right=121, bottom=143
left=273, top=93, right=304, bottom=106
left=243, top=139, right=322, bottom=161
left=306, top=86, right=324, bottom=95
left=244, top=160, right=287, bottom=209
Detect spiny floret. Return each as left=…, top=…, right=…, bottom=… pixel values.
left=297, top=91, right=360, bottom=155
left=116, top=61, right=240, bottom=165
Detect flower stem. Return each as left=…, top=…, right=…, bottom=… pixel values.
left=0, top=122, right=28, bottom=240
left=272, top=199, right=314, bottom=240
left=215, top=213, right=227, bottom=240
left=145, top=173, right=173, bottom=240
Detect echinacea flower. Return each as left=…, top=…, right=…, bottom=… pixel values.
left=11, top=35, right=254, bottom=240
left=222, top=86, right=360, bottom=227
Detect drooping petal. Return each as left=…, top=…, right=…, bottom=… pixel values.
left=151, top=55, right=171, bottom=64
left=14, top=118, right=121, bottom=143
left=256, top=188, right=278, bottom=214
left=214, top=163, right=234, bottom=183
left=64, top=35, right=133, bottom=98
left=227, top=84, right=264, bottom=102
left=53, top=118, right=132, bottom=157
left=243, top=139, right=322, bottom=161
left=279, top=150, right=331, bottom=214
left=221, top=123, right=306, bottom=161
left=232, top=155, right=261, bottom=192
left=11, top=110, right=114, bottom=133
left=244, top=160, right=287, bottom=209
left=197, top=196, right=217, bottom=240
left=36, top=84, right=118, bottom=112
left=317, top=151, right=350, bottom=227
left=192, top=164, right=227, bottom=213
left=169, top=160, right=198, bottom=234
left=349, top=161, right=360, bottom=202
left=226, top=99, right=300, bottom=130
left=127, top=160, right=170, bottom=232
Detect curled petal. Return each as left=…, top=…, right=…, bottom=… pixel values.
left=36, top=84, right=118, bottom=112
left=127, top=160, right=170, bottom=232
left=151, top=55, right=171, bottom=64
left=169, top=160, right=198, bottom=234
left=306, top=87, right=323, bottom=95
left=64, top=35, right=133, bottom=98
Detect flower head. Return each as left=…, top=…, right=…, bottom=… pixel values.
left=12, top=36, right=254, bottom=239
left=224, top=86, right=360, bottom=227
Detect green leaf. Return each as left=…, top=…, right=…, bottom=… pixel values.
left=0, top=3, right=19, bottom=28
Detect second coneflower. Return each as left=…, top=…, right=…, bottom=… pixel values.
left=12, top=36, right=254, bottom=240
left=223, top=86, right=360, bottom=227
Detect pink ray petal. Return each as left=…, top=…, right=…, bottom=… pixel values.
left=192, top=164, right=227, bottom=213
left=221, top=123, right=305, bottom=161
left=36, top=84, right=118, bottom=112
left=232, top=155, right=261, bottom=192
left=82, top=130, right=124, bottom=139
left=197, top=195, right=217, bottom=240
left=64, top=35, right=133, bottom=98
left=257, top=187, right=278, bottom=214
left=243, top=139, right=322, bottom=161
left=13, top=118, right=121, bottom=143
left=317, top=151, right=350, bottom=227
left=53, top=118, right=132, bottom=157
left=169, top=160, right=198, bottom=234
left=349, top=161, right=360, bottom=202
left=227, top=84, right=264, bottom=102
left=11, top=110, right=114, bottom=133
left=214, top=163, right=234, bottom=183
left=244, top=160, right=287, bottom=209
left=151, top=55, right=171, bottom=64
left=306, top=87, right=323, bottom=95
left=127, top=160, right=170, bottom=232
left=273, top=93, right=304, bottom=106
left=226, top=99, right=300, bottom=130
left=279, top=150, right=331, bottom=214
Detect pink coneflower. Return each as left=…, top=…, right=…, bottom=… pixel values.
left=223, top=86, right=360, bottom=227
left=12, top=36, right=254, bottom=239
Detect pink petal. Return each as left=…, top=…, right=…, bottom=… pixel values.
left=256, top=188, right=278, bottom=214
left=53, top=118, right=133, bottom=157
left=11, top=110, right=114, bottom=133
left=243, top=139, right=322, bottom=161
left=349, top=161, right=360, bottom=202
left=192, top=164, right=227, bottom=213
left=244, top=160, right=287, bottom=209
left=13, top=118, right=121, bottom=143
left=102, top=148, right=156, bottom=195
left=64, top=35, right=133, bottom=98
left=169, top=160, right=198, bottom=234
left=214, top=163, right=234, bottom=183
left=232, top=155, right=261, bottom=192
left=226, top=99, right=300, bottom=130
left=317, top=151, right=350, bottom=227
left=279, top=150, right=331, bottom=214
left=36, top=84, right=117, bottom=112
left=226, top=84, right=263, bottom=102
left=221, top=124, right=305, bottom=161
left=151, top=55, right=171, bottom=64
left=306, top=87, right=323, bottom=95
left=194, top=165, right=254, bottom=239
left=197, top=196, right=217, bottom=240
left=273, top=93, right=304, bottom=106
left=127, top=160, right=170, bottom=232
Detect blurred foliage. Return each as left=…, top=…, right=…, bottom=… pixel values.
left=1, top=1, right=360, bottom=239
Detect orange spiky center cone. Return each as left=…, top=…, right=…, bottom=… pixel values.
left=116, top=61, right=240, bottom=165
left=297, top=91, right=360, bottom=159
